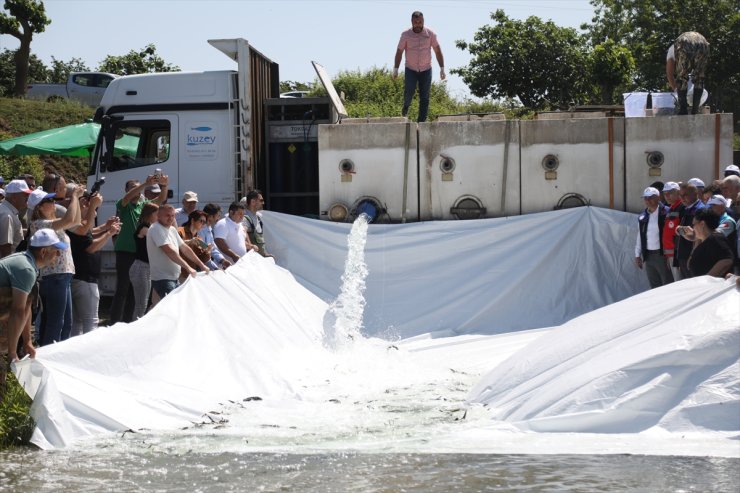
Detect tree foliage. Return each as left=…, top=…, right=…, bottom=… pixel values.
left=97, top=44, right=179, bottom=75
left=0, top=0, right=51, bottom=96
left=589, top=39, right=635, bottom=104
left=0, top=47, right=46, bottom=95
left=453, top=10, right=589, bottom=109
left=47, top=56, right=89, bottom=83
left=310, top=67, right=505, bottom=121
left=584, top=0, right=740, bottom=113
left=279, top=80, right=311, bottom=93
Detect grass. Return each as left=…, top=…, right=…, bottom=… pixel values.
left=0, top=97, right=96, bottom=184
left=0, top=97, right=98, bottom=449
left=0, top=368, right=35, bottom=449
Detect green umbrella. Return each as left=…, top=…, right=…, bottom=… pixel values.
left=0, top=122, right=138, bottom=157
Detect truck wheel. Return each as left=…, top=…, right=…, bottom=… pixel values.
left=47, top=96, right=64, bottom=103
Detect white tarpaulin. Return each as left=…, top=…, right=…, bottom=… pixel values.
left=265, top=207, right=649, bottom=338
left=13, top=255, right=330, bottom=449
left=467, top=275, right=740, bottom=434
left=11, top=207, right=738, bottom=453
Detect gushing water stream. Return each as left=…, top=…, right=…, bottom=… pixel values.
left=325, top=213, right=370, bottom=348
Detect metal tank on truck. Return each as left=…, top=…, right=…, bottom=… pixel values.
left=87, top=38, right=279, bottom=294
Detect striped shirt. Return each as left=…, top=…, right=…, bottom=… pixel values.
left=397, top=27, right=439, bottom=72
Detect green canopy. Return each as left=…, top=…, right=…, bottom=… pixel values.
left=0, top=122, right=138, bottom=157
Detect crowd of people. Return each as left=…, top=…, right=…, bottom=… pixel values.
left=634, top=165, right=740, bottom=288
left=0, top=169, right=272, bottom=367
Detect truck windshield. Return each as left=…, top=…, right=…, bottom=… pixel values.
left=106, top=120, right=170, bottom=172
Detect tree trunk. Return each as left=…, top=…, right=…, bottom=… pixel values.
left=13, top=33, right=33, bottom=97
left=601, top=84, right=612, bottom=105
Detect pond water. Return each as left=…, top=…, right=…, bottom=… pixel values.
left=1, top=447, right=738, bottom=492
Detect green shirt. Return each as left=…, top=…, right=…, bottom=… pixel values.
left=114, top=198, right=147, bottom=253
left=244, top=211, right=268, bottom=256
left=0, top=251, right=38, bottom=294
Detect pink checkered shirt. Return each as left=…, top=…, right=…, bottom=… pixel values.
left=397, top=27, right=439, bottom=72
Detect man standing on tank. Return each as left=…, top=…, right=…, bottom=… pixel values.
left=666, top=31, right=709, bottom=115
left=392, top=11, right=445, bottom=122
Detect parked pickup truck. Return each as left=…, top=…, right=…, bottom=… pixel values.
left=26, top=72, right=118, bottom=106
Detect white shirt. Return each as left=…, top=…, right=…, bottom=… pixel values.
left=213, top=216, right=247, bottom=258
left=147, top=222, right=184, bottom=281
left=635, top=207, right=661, bottom=257
left=0, top=200, right=23, bottom=250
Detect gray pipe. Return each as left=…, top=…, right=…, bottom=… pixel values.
left=401, top=122, right=411, bottom=223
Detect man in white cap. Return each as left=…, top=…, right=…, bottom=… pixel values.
left=661, top=182, right=683, bottom=280
left=723, top=164, right=739, bottom=178
left=706, top=195, right=736, bottom=240
left=0, top=179, right=33, bottom=258
left=687, top=177, right=705, bottom=198
left=175, top=191, right=198, bottom=226
left=635, top=186, right=673, bottom=288
left=0, top=229, right=68, bottom=365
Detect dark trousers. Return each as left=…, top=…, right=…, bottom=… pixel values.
left=644, top=251, right=674, bottom=289
left=403, top=68, right=432, bottom=122
left=110, top=251, right=135, bottom=324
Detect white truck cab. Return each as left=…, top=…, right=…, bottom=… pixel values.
left=87, top=39, right=278, bottom=293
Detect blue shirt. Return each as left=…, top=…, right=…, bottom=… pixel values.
left=198, top=224, right=226, bottom=265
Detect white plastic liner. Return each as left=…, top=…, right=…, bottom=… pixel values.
left=265, top=207, right=650, bottom=338
left=13, top=208, right=738, bottom=453
left=467, top=275, right=740, bottom=434
left=13, top=255, right=329, bottom=449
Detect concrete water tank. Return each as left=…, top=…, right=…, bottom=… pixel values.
left=418, top=120, right=520, bottom=220
left=318, top=121, right=418, bottom=222
left=519, top=117, right=625, bottom=214
left=624, top=113, right=733, bottom=212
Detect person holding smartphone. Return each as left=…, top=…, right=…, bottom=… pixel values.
left=109, top=173, right=168, bottom=324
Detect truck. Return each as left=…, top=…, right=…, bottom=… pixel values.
left=87, top=39, right=279, bottom=293
left=26, top=72, right=118, bottom=106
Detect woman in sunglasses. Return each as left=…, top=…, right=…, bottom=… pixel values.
left=28, top=183, right=85, bottom=346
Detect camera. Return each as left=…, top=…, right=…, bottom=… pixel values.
left=154, top=168, right=162, bottom=178
left=90, top=176, right=106, bottom=196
